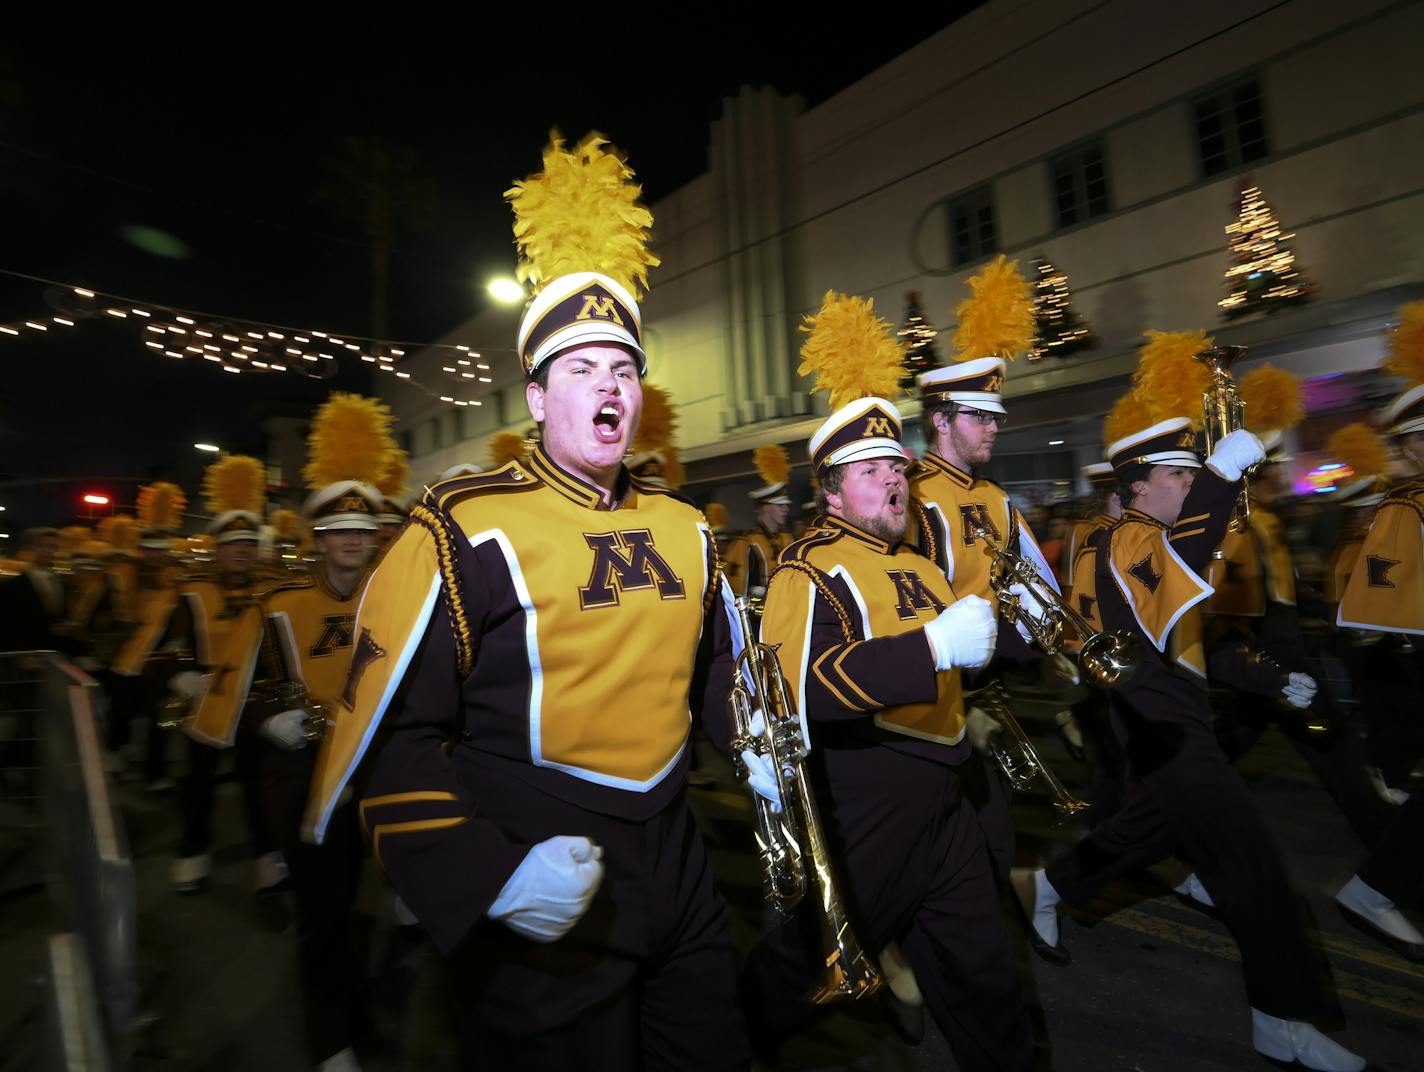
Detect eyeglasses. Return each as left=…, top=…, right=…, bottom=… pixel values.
left=955, top=408, right=1007, bottom=428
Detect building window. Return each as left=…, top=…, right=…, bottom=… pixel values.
left=399, top=430, right=413, bottom=456
left=452, top=408, right=466, bottom=442
left=1193, top=76, right=1268, bottom=177
left=948, top=186, right=997, bottom=267
left=1050, top=141, right=1110, bottom=229
left=431, top=416, right=445, bottom=450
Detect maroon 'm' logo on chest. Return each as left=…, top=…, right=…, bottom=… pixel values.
left=886, top=569, right=946, bottom=621
left=579, top=530, right=686, bottom=610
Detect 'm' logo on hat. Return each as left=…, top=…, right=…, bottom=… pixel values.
left=337, top=494, right=368, bottom=514
left=576, top=293, right=625, bottom=326
left=984, top=374, right=1003, bottom=392
left=1178, top=431, right=1196, bottom=449
left=864, top=416, right=894, bottom=437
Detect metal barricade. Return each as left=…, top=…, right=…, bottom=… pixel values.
left=35, top=654, right=138, bottom=1060
left=42, top=932, right=113, bottom=1072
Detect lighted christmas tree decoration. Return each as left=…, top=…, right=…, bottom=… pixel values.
left=1218, top=182, right=1317, bottom=319
left=1027, top=256, right=1095, bottom=360
left=897, top=291, right=941, bottom=387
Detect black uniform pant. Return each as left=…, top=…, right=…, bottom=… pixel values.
left=1073, top=687, right=1127, bottom=824
left=1214, top=691, right=1392, bottom=850
left=743, top=747, right=1033, bottom=1072
left=1045, top=699, right=1336, bottom=1023
left=445, top=764, right=747, bottom=1072
left=178, top=732, right=272, bottom=858
left=103, top=672, right=170, bottom=783
left=1351, top=637, right=1424, bottom=785
left=264, top=745, right=364, bottom=1063
left=1359, top=793, right=1424, bottom=909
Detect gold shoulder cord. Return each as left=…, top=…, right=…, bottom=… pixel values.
left=408, top=501, right=475, bottom=678
left=1383, top=492, right=1424, bottom=524
left=704, top=522, right=725, bottom=617
left=908, top=499, right=939, bottom=568
left=767, top=559, right=855, bottom=644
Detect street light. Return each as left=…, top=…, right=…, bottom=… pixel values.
left=487, top=277, right=525, bottom=305
left=82, top=494, right=110, bottom=506
left=194, top=442, right=221, bottom=453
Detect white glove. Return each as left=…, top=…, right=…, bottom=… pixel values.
left=1281, top=672, right=1318, bottom=710
left=1206, top=429, right=1266, bottom=482
left=740, top=707, right=785, bottom=812
left=261, top=709, right=308, bottom=750
left=1006, top=582, right=1048, bottom=645
left=965, top=706, right=1001, bottom=751
left=168, top=670, right=207, bottom=700
left=923, top=595, right=996, bottom=671
left=1044, top=652, right=1081, bottom=688
left=487, top=835, right=605, bottom=943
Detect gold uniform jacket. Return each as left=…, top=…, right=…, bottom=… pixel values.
left=760, top=516, right=966, bottom=758
left=259, top=570, right=367, bottom=714
left=908, top=452, right=1060, bottom=614
left=1063, top=515, right=1113, bottom=605
left=300, top=449, right=742, bottom=954
left=1324, top=516, right=1371, bottom=606
left=1206, top=501, right=1296, bottom=616
left=723, top=527, right=793, bottom=597
left=1338, top=478, right=1424, bottom=635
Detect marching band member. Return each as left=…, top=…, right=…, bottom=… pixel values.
left=1334, top=376, right=1424, bottom=962
left=254, top=393, right=390, bottom=1069
left=910, top=256, right=1062, bottom=880
left=1015, top=417, right=1367, bottom=1072
left=301, top=133, right=748, bottom=1071
left=723, top=444, right=794, bottom=601
left=745, top=291, right=1031, bottom=1071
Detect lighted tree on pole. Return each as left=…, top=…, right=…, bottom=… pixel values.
left=1027, top=256, right=1095, bottom=361
left=1218, top=181, right=1317, bottom=319
left=898, top=291, right=941, bottom=387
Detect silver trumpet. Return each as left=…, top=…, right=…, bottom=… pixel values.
left=967, top=519, right=1140, bottom=688
left=727, top=595, right=883, bottom=1004
left=970, top=680, right=1090, bottom=820
left=267, top=680, right=331, bottom=742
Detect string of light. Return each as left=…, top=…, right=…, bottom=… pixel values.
left=0, top=267, right=508, bottom=408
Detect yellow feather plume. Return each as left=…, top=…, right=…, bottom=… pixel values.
left=304, top=392, right=396, bottom=490
left=705, top=502, right=728, bottom=529
left=1240, top=365, right=1304, bottom=432
left=753, top=444, right=790, bottom=487
left=798, top=291, right=907, bottom=411
left=203, top=455, right=267, bottom=516
left=488, top=431, right=529, bottom=469
left=1104, top=392, right=1154, bottom=446
left=1327, top=422, right=1389, bottom=480
left=1384, top=300, right=1424, bottom=387
left=663, top=446, right=687, bottom=489
left=269, top=509, right=302, bottom=542
left=137, top=482, right=187, bottom=530
left=377, top=448, right=410, bottom=499
left=952, top=255, right=1035, bottom=361
left=1132, top=330, right=1214, bottom=427
left=506, top=131, right=660, bottom=299
left=98, top=515, right=138, bottom=552
left=634, top=383, right=678, bottom=453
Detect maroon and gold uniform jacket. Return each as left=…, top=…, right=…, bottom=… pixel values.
left=908, top=452, right=1059, bottom=614
left=1063, top=514, right=1113, bottom=604
left=259, top=570, right=367, bottom=712
left=760, top=516, right=966, bottom=757
left=723, top=526, right=793, bottom=598
left=1324, top=513, right=1373, bottom=606
left=113, top=571, right=265, bottom=748
left=1338, top=477, right=1424, bottom=635
left=299, top=448, right=742, bottom=953
left=1206, top=500, right=1296, bottom=616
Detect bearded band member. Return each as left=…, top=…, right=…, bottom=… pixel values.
left=1015, top=418, right=1367, bottom=1072
left=743, top=292, right=1032, bottom=1072
left=302, top=135, right=749, bottom=1071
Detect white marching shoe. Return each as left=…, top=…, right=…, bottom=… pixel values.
left=1251, top=1010, right=1366, bottom=1071
left=1335, top=874, right=1424, bottom=962
left=318, top=1046, right=362, bottom=1071
left=170, top=853, right=212, bottom=894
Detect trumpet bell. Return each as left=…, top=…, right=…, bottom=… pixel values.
left=1079, top=631, right=1141, bottom=688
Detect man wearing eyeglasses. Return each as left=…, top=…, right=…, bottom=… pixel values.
left=909, top=357, right=1061, bottom=883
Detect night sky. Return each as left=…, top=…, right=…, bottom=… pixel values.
left=0, top=7, right=979, bottom=526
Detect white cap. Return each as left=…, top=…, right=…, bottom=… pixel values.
left=917, top=357, right=1007, bottom=414
left=1384, top=384, right=1424, bottom=436
left=303, top=481, right=381, bottom=532
left=808, top=397, right=906, bottom=471
left=516, top=272, right=645, bottom=376
left=1107, top=418, right=1202, bottom=473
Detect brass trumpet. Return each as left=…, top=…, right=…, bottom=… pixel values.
left=967, top=520, right=1140, bottom=688
left=970, top=680, right=1090, bottom=819
left=727, top=595, right=882, bottom=1004
left=1196, top=345, right=1254, bottom=553
left=264, top=680, right=331, bottom=742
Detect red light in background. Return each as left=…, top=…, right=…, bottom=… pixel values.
left=82, top=494, right=110, bottom=506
